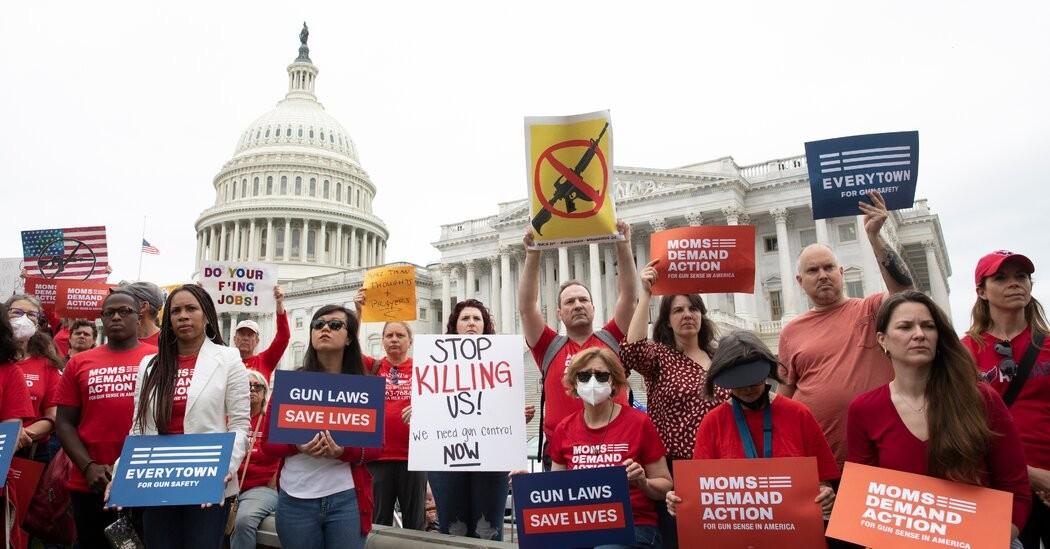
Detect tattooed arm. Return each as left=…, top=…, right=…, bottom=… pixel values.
left=859, top=190, right=914, bottom=294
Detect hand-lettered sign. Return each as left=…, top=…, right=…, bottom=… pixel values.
left=21, top=226, right=109, bottom=280
left=107, top=432, right=235, bottom=507
left=805, top=131, right=919, bottom=219
left=826, top=462, right=1012, bottom=549
left=361, top=265, right=416, bottom=322
left=0, top=422, right=22, bottom=488
left=674, top=457, right=827, bottom=548
left=512, top=467, right=635, bottom=549
left=525, top=110, right=619, bottom=248
left=199, top=261, right=277, bottom=313
left=408, top=335, right=527, bottom=471
left=56, top=280, right=115, bottom=319
left=649, top=226, right=756, bottom=294
left=267, top=370, right=385, bottom=447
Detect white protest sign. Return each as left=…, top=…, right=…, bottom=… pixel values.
left=199, top=261, right=277, bottom=313
left=409, top=334, right=527, bottom=472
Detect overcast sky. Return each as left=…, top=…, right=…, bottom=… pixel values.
left=2, top=1, right=1047, bottom=329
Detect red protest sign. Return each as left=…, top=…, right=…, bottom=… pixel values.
left=55, top=280, right=114, bottom=319
left=24, top=277, right=59, bottom=317
left=649, top=226, right=756, bottom=294
left=827, top=462, right=1012, bottom=549
left=8, top=457, right=45, bottom=527
left=674, top=457, right=827, bottom=549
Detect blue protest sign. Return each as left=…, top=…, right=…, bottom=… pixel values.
left=108, top=432, right=235, bottom=507
left=805, top=131, right=919, bottom=219
left=267, top=370, right=385, bottom=447
left=0, top=421, right=21, bottom=488
left=512, top=467, right=635, bottom=549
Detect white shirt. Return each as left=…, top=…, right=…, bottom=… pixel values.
left=280, top=453, right=355, bottom=499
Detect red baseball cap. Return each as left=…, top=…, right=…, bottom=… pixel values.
left=974, top=250, right=1035, bottom=286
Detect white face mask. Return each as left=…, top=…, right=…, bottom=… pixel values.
left=576, top=377, right=613, bottom=406
left=11, top=315, right=37, bottom=341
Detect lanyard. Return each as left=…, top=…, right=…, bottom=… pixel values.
left=731, top=397, right=772, bottom=459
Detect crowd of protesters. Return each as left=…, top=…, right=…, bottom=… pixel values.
left=1, top=191, right=1046, bottom=549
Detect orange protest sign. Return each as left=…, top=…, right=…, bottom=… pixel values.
left=674, top=457, right=826, bottom=548
left=362, top=265, right=417, bottom=322
left=649, top=226, right=756, bottom=294
left=55, top=279, right=115, bottom=319
left=827, top=462, right=1012, bottom=549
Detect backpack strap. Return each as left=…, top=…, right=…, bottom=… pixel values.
left=592, top=329, right=620, bottom=354
left=1003, top=331, right=1045, bottom=407
left=536, top=335, right=569, bottom=462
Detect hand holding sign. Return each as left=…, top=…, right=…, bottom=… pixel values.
left=858, top=189, right=889, bottom=237
left=639, top=259, right=659, bottom=293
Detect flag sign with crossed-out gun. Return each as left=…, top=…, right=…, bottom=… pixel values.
left=525, top=110, right=619, bottom=248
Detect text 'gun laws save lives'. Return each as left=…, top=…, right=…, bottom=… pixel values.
left=513, top=467, right=635, bottom=549
left=408, top=335, right=527, bottom=472
left=267, top=370, right=385, bottom=447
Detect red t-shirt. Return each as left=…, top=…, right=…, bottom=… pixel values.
left=54, top=343, right=158, bottom=492
left=549, top=406, right=666, bottom=527
left=19, top=356, right=61, bottom=418
left=140, top=331, right=160, bottom=347
left=962, top=327, right=1050, bottom=469
left=53, top=327, right=71, bottom=357
left=0, top=363, right=33, bottom=421
left=366, top=356, right=412, bottom=461
left=239, top=411, right=280, bottom=492
left=243, top=312, right=290, bottom=381
left=530, top=320, right=628, bottom=438
left=167, top=354, right=198, bottom=434
left=19, top=356, right=62, bottom=443
left=847, top=383, right=1031, bottom=530
left=693, top=395, right=840, bottom=482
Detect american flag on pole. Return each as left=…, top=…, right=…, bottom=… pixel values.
left=142, top=239, right=160, bottom=255
left=21, top=226, right=109, bottom=281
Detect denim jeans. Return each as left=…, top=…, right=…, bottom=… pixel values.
left=276, top=488, right=364, bottom=549
left=595, top=524, right=662, bottom=549
left=231, top=486, right=278, bottom=549
left=142, top=502, right=229, bottom=549
left=427, top=471, right=508, bottom=540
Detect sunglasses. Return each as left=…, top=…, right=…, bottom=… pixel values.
left=311, top=319, right=346, bottom=331
left=991, top=340, right=1018, bottom=381
left=101, top=307, right=138, bottom=319
left=575, top=370, right=611, bottom=383
left=249, top=383, right=266, bottom=393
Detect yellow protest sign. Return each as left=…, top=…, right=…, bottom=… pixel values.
left=525, top=110, right=618, bottom=248
left=362, top=265, right=417, bottom=322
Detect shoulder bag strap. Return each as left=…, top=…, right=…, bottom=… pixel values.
left=1003, top=331, right=1045, bottom=407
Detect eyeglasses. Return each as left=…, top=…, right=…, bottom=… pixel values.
left=8, top=308, right=44, bottom=324
left=101, top=307, right=138, bottom=319
left=991, top=340, right=1018, bottom=381
left=575, top=370, right=611, bottom=383
left=311, top=319, right=346, bottom=331
left=249, top=383, right=266, bottom=393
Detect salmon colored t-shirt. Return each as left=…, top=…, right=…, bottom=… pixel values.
left=778, top=293, right=892, bottom=467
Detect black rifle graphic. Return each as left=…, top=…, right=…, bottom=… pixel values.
left=531, top=123, right=609, bottom=235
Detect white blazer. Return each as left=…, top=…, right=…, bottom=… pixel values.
left=131, top=338, right=250, bottom=498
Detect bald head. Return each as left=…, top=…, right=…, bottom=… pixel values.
left=796, top=243, right=837, bottom=275
left=795, top=243, right=846, bottom=308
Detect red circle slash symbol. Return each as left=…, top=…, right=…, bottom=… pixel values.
left=533, top=140, right=609, bottom=219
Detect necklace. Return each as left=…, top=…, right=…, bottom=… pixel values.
left=891, top=382, right=927, bottom=413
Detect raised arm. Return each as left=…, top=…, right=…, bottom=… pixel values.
left=627, top=259, right=658, bottom=344
left=517, top=229, right=546, bottom=347
left=859, top=190, right=914, bottom=295
left=611, top=220, right=639, bottom=333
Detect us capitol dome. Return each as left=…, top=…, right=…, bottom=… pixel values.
left=194, top=23, right=389, bottom=281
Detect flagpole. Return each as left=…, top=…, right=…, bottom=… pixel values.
left=137, top=216, right=146, bottom=281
